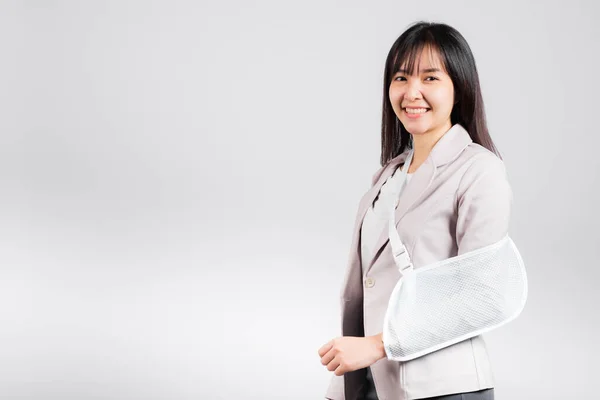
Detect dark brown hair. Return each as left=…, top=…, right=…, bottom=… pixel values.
left=380, top=21, right=501, bottom=166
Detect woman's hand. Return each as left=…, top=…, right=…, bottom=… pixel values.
left=318, top=333, right=386, bottom=376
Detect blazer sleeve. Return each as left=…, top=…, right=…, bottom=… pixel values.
left=455, top=153, right=513, bottom=255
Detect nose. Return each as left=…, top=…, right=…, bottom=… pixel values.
left=403, top=80, right=422, bottom=102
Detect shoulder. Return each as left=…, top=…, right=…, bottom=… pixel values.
left=458, top=143, right=505, bottom=171
left=455, top=143, right=507, bottom=187
left=454, top=143, right=512, bottom=205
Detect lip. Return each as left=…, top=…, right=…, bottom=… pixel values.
left=402, top=107, right=430, bottom=119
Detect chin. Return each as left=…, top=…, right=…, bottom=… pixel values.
left=400, top=121, right=431, bottom=136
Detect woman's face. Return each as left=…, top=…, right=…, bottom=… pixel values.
left=388, top=47, right=455, bottom=138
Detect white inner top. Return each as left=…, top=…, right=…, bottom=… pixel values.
left=360, top=167, right=412, bottom=274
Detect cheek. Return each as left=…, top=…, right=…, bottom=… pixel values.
left=388, top=87, right=403, bottom=107
left=429, top=88, right=454, bottom=112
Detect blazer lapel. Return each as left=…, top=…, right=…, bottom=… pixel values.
left=339, top=152, right=409, bottom=299
left=394, top=158, right=436, bottom=224
left=364, top=159, right=435, bottom=275
left=357, top=154, right=408, bottom=230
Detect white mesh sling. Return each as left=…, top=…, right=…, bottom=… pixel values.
left=381, top=150, right=528, bottom=362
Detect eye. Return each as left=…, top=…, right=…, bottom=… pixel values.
left=425, top=76, right=439, bottom=81
left=393, top=76, right=407, bottom=81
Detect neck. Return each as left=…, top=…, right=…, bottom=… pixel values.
left=408, top=123, right=452, bottom=173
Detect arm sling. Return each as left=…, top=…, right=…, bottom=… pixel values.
left=382, top=150, right=528, bottom=361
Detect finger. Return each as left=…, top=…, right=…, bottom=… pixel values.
left=320, top=347, right=336, bottom=366
left=318, top=340, right=333, bottom=357
left=334, top=362, right=346, bottom=376
left=326, top=357, right=340, bottom=373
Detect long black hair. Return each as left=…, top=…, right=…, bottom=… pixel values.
left=380, top=21, right=500, bottom=166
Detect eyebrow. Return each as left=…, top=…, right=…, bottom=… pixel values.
left=397, top=68, right=442, bottom=74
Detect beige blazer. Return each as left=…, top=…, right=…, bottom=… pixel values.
left=325, top=124, right=513, bottom=400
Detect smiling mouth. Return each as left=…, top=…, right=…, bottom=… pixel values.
left=403, top=107, right=430, bottom=114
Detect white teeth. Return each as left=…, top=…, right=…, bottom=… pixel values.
left=405, top=108, right=429, bottom=114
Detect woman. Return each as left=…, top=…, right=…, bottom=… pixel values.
left=318, top=21, right=513, bottom=400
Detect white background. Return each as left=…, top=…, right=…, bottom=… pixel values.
left=0, top=1, right=598, bottom=399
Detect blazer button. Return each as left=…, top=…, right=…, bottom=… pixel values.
left=365, top=277, right=375, bottom=288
